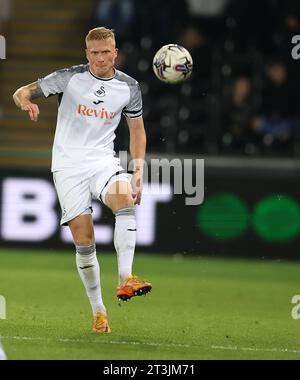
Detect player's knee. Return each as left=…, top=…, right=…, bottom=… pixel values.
left=116, top=194, right=134, bottom=210
left=106, top=193, right=134, bottom=213
left=74, top=234, right=94, bottom=246
left=76, top=239, right=94, bottom=246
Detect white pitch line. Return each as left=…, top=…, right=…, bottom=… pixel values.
left=0, top=335, right=190, bottom=349
left=211, top=345, right=300, bottom=355
left=2, top=336, right=300, bottom=356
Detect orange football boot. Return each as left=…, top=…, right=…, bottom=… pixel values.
left=117, top=275, right=152, bottom=301
left=92, top=312, right=111, bottom=333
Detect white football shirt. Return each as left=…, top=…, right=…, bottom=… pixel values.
left=38, top=64, right=143, bottom=172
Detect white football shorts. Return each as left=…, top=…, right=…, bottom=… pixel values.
left=53, top=156, right=132, bottom=225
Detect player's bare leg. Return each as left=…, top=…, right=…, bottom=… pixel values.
left=105, top=180, right=152, bottom=301
left=68, top=214, right=111, bottom=333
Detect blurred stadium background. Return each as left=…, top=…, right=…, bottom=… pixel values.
left=1, top=0, right=300, bottom=360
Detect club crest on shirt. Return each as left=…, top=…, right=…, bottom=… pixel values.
left=94, top=86, right=106, bottom=98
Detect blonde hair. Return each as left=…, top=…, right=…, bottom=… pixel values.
left=85, top=27, right=116, bottom=46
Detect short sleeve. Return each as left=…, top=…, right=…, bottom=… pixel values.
left=38, top=64, right=88, bottom=97
left=123, top=81, right=143, bottom=118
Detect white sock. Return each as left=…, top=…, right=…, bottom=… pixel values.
left=75, top=244, right=106, bottom=315
left=0, top=340, right=7, bottom=360
left=114, top=207, right=136, bottom=285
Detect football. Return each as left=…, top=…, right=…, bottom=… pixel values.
left=152, top=44, right=193, bottom=84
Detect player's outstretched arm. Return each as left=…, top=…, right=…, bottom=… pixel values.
left=13, top=81, right=43, bottom=122
left=127, top=116, right=146, bottom=205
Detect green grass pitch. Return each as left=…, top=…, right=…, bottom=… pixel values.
left=0, top=248, right=300, bottom=360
